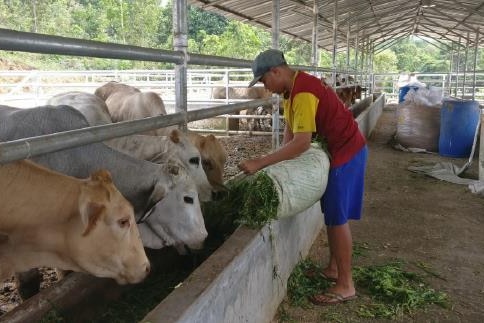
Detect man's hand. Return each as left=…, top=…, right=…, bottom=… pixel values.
left=238, top=158, right=263, bottom=175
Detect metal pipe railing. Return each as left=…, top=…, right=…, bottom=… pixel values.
left=0, top=98, right=274, bottom=164
left=0, top=29, right=251, bottom=68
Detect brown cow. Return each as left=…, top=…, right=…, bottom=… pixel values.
left=0, top=160, right=150, bottom=284
left=335, top=85, right=365, bottom=107
left=187, top=132, right=227, bottom=191
left=94, top=81, right=177, bottom=136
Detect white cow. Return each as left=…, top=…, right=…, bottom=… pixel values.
left=93, top=84, right=229, bottom=190
left=0, top=160, right=150, bottom=284
left=47, top=91, right=214, bottom=202
left=94, top=81, right=177, bottom=136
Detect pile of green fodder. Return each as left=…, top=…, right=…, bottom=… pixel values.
left=286, top=259, right=448, bottom=318
left=353, top=261, right=449, bottom=318
left=202, top=170, right=279, bottom=233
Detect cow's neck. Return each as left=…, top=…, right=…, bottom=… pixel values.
left=0, top=161, right=80, bottom=231
left=0, top=235, right=83, bottom=280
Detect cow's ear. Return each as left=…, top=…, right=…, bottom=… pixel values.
left=207, top=134, right=216, bottom=141
left=149, top=183, right=166, bottom=202
left=80, top=202, right=104, bottom=236
left=170, top=129, right=180, bottom=144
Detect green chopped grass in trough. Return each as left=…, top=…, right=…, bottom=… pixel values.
left=236, top=171, right=279, bottom=228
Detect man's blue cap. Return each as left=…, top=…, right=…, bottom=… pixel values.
left=248, top=49, right=287, bottom=87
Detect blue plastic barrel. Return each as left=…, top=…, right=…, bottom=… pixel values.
left=439, top=99, right=480, bottom=158
left=398, top=85, right=420, bottom=103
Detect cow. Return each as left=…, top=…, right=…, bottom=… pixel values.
left=335, top=85, right=365, bottom=107
left=93, top=85, right=228, bottom=188
left=94, top=81, right=177, bottom=136
left=0, top=160, right=150, bottom=284
left=0, top=105, right=208, bottom=252
left=320, top=77, right=365, bottom=108
left=46, top=91, right=214, bottom=202
left=187, top=132, right=227, bottom=192
left=211, top=86, right=275, bottom=131
left=48, top=91, right=113, bottom=125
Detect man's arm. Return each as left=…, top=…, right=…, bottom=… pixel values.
left=238, top=131, right=312, bottom=174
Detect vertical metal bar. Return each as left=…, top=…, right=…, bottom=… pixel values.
left=370, top=41, right=375, bottom=96
left=311, top=0, right=319, bottom=67
left=272, top=0, right=281, bottom=149
left=346, top=22, right=350, bottom=84
left=173, top=0, right=188, bottom=130
left=272, top=0, right=280, bottom=50
left=462, top=32, right=470, bottom=99
left=455, top=36, right=461, bottom=97
left=354, top=22, right=359, bottom=84
left=472, top=28, right=480, bottom=101
left=331, top=0, right=338, bottom=86
left=360, top=39, right=365, bottom=86
left=447, top=42, right=454, bottom=97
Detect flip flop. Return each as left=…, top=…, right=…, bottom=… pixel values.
left=303, top=269, right=337, bottom=282
left=309, top=292, right=358, bottom=306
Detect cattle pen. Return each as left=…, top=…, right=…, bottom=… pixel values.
left=0, top=25, right=366, bottom=322
left=1, top=0, right=484, bottom=322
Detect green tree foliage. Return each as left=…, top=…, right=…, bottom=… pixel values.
left=0, top=1, right=480, bottom=73
left=374, top=50, right=398, bottom=73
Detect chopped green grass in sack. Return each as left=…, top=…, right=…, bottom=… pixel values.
left=202, top=171, right=279, bottom=231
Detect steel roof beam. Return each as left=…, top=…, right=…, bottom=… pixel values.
left=418, top=23, right=466, bottom=45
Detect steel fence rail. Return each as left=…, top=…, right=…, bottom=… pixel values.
left=0, top=29, right=251, bottom=68
left=0, top=98, right=274, bottom=164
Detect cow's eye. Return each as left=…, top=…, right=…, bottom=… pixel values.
left=118, top=217, right=130, bottom=228
left=183, top=196, right=194, bottom=204
left=189, top=157, right=200, bottom=165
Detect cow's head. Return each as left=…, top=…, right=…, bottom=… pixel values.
left=137, top=165, right=208, bottom=254
left=170, top=130, right=214, bottom=202
left=192, top=134, right=227, bottom=192
left=69, top=169, right=150, bottom=285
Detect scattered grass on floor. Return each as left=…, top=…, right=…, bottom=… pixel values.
left=286, top=259, right=332, bottom=307
left=352, top=241, right=370, bottom=258
left=353, top=260, right=449, bottom=318
left=285, top=258, right=449, bottom=319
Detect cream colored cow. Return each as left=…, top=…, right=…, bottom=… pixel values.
left=94, top=81, right=177, bottom=136
left=0, top=160, right=150, bottom=284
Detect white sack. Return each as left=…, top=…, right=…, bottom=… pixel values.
left=263, top=144, right=330, bottom=218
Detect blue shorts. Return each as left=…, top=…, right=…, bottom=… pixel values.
left=321, top=145, right=368, bottom=226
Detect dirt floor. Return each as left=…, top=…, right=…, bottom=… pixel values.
left=272, top=104, right=484, bottom=322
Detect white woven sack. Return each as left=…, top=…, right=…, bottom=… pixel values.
left=263, top=144, right=330, bottom=218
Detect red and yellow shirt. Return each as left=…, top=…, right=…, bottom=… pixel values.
left=283, top=71, right=366, bottom=167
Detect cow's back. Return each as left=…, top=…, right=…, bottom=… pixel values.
left=0, top=105, right=161, bottom=214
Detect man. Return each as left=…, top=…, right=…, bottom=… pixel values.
left=238, top=49, right=367, bottom=305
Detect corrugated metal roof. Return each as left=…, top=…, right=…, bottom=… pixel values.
left=189, top=0, right=484, bottom=52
